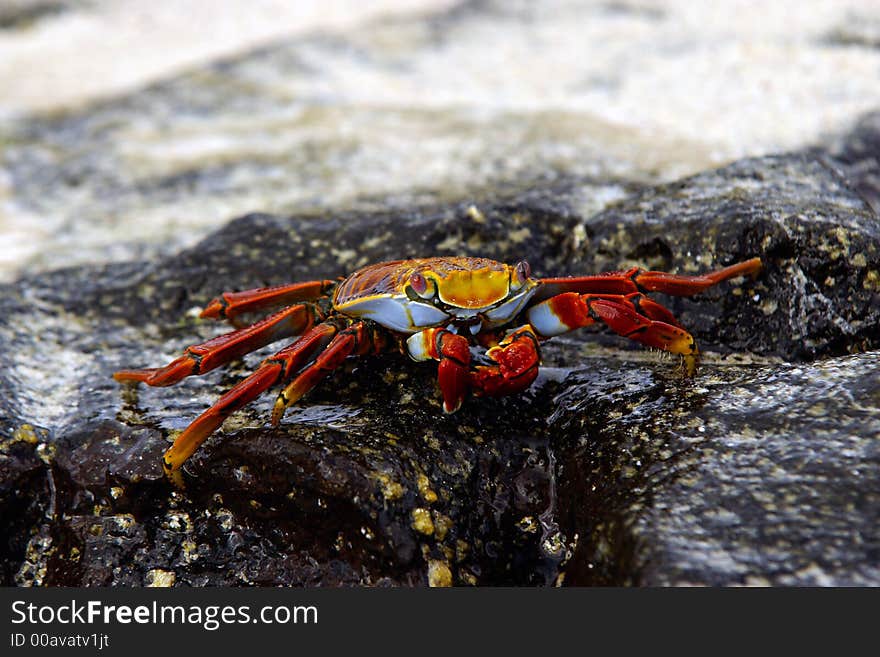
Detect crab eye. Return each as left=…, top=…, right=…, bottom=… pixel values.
left=512, top=260, right=532, bottom=289
left=406, top=272, right=435, bottom=300
left=410, top=273, right=427, bottom=293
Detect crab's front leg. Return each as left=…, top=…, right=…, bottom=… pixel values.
left=160, top=320, right=341, bottom=472
left=528, top=292, right=699, bottom=373
left=270, top=319, right=388, bottom=424
left=161, top=318, right=388, bottom=472
left=406, top=328, right=471, bottom=413
left=114, top=303, right=318, bottom=387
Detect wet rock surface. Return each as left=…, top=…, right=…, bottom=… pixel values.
left=2, top=149, right=878, bottom=586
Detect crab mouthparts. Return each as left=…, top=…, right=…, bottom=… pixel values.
left=447, top=315, right=484, bottom=335
left=444, top=306, right=482, bottom=319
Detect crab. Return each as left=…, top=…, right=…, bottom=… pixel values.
left=114, top=255, right=762, bottom=473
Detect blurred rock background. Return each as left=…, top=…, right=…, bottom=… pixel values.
left=2, top=0, right=880, bottom=279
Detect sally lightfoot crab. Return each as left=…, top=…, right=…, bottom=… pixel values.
left=114, top=255, right=762, bottom=473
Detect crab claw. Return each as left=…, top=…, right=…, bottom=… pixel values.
left=470, top=326, right=540, bottom=397
left=438, top=357, right=468, bottom=413
left=406, top=328, right=471, bottom=413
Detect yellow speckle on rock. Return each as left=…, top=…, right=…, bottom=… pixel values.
left=517, top=516, right=539, bottom=533
left=433, top=513, right=453, bottom=541
left=164, top=511, right=192, bottom=532
left=216, top=509, right=234, bottom=532
left=12, top=424, right=40, bottom=444
left=437, top=231, right=463, bottom=251
left=852, top=253, right=867, bottom=268
left=112, top=514, right=136, bottom=530
left=864, top=270, right=880, bottom=291
left=411, top=508, right=434, bottom=535
left=417, top=474, right=437, bottom=503
left=332, top=248, right=357, bottom=265
left=807, top=402, right=826, bottom=417
left=423, top=431, right=441, bottom=450
left=375, top=473, right=405, bottom=501
left=110, top=486, right=124, bottom=499
left=427, top=560, right=452, bottom=587
left=466, top=233, right=484, bottom=249
left=761, top=299, right=778, bottom=316
left=466, top=205, right=486, bottom=224
left=508, top=227, right=531, bottom=244
left=363, top=232, right=392, bottom=250
left=146, top=569, right=176, bottom=587
left=572, top=224, right=587, bottom=250
left=181, top=540, right=199, bottom=563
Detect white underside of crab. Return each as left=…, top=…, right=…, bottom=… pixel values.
left=334, top=286, right=539, bottom=335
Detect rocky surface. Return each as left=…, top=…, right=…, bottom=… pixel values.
left=2, top=0, right=880, bottom=588
left=2, top=149, right=878, bottom=586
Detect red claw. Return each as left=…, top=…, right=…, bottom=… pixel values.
left=471, top=326, right=540, bottom=398
left=434, top=330, right=471, bottom=413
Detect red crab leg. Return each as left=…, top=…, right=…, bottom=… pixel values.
left=470, top=325, right=541, bottom=398
left=586, top=292, right=683, bottom=327
left=406, top=328, right=471, bottom=413
left=528, top=292, right=699, bottom=372
left=271, top=321, right=387, bottom=424
left=533, top=257, right=762, bottom=302
left=113, top=303, right=318, bottom=387
left=161, top=321, right=340, bottom=472
left=200, top=280, right=337, bottom=324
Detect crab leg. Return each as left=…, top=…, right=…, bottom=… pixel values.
left=528, top=292, right=699, bottom=372
left=470, top=325, right=541, bottom=398
left=533, top=257, right=762, bottom=302
left=406, top=328, right=471, bottom=413
left=113, top=303, right=319, bottom=387
left=271, top=320, right=387, bottom=424
left=161, top=321, right=341, bottom=472
left=200, top=280, right=337, bottom=324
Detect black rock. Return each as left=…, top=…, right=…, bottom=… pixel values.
left=2, top=151, right=878, bottom=586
